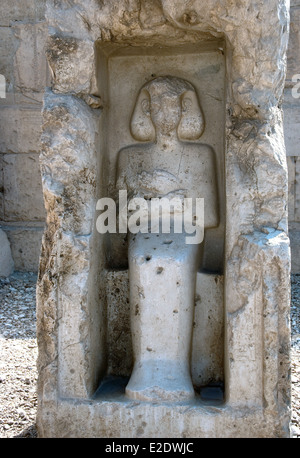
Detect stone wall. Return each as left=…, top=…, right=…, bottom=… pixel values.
left=0, top=0, right=300, bottom=273
left=285, top=0, right=300, bottom=273
left=0, top=0, right=48, bottom=271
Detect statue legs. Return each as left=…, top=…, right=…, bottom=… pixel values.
left=125, top=232, right=200, bottom=402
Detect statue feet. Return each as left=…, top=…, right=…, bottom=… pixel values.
left=125, top=360, right=195, bottom=402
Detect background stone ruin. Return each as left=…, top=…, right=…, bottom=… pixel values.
left=0, top=0, right=296, bottom=439
left=0, top=0, right=298, bottom=275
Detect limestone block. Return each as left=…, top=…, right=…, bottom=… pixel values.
left=286, top=7, right=300, bottom=82
left=295, top=157, right=300, bottom=221
left=0, top=107, right=42, bottom=154
left=13, top=21, right=50, bottom=99
left=2, top=153, right=45, bottom=222
left=5, top=226, right=44, bottom=272
left=37, top=229, right=105, bottom=399
left=0, top=0, right=45, bottom=27
left=56, top=232, right=99, bottom=398
left=226, top=229, right=290, bottom=412
left=41, top=90, right=100, bottom=235
left=38, top=399, right=287, bottom=438
left=37, top=90, right=103, bottom=399
left=46, top=36, right=97, bottom=98
left=0, top=228, right=14, bottom=277
left=0, top=27, right=15, bottom=90
left=289, top=222, right=300, bottom=273
left=0, top=154, right=3, bottom=220
left=283, top=89, right=300, bottom=156
left=225, top=114, right=288, bottom=250
left=290, top=230, right=300, bottom=273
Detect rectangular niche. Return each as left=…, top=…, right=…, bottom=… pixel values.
left=95, top=40, right=226, bottom=402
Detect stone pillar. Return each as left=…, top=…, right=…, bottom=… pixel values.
left=37, top=0, right=291, bottom=438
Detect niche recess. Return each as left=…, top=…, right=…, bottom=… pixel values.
left=94, top=39, right=226, bottom=403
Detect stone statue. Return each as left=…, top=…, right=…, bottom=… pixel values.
left=116, top=76, right=219, bottom=401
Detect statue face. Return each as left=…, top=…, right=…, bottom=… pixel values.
left=130, top=76, right=204, bottom=142
left=149, top=94, right=182, bottom=135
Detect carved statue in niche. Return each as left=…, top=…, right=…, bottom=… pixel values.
left=116, top=76, right=219, bottom=401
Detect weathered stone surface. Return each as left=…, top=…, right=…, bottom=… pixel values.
left=192, top=273, right=224, bottom=387
left=286, top=6, right=300, bottom=82
left=37, top=0, right=291, bottom=438
left=46, top=36, right=97, bottom=98
left=0, top=27, right=15, bottom=90
left=36, top=397, right=289, bottom=438
left=0, top=154, right=3, bottom=220
left=37, top=88, right=104, bottom=402
left=287, top=156, right=296, bottom=221
left=0, top=228, right=14, bottom=277
left=283, top=89, right=300, bottom=157
left=0, top=0, right=46, bottom=27
left=5, top=226, right=44, bottom=272
left=0, top=107, right=43, bottom=154
left=45, top=0, right=289, bottom=118
left=289, top=222, right=300, bottom=273
left=41, top=90, right=100, bottom=235
left=2, top=154, right=45, bottom=222
left=13, top=22, right=50, bottom=101
left=105, top=270, right=132, bottom=377
left=295, top=156, right=300, bottom=221
left=226, top=229, right=290, bottom=414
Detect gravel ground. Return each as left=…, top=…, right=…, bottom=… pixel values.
left=0, top=271, right=299, bottom=438
left=0, top=272, right=38, bottom=438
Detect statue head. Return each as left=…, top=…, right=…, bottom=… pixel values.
left=130, top=76, right=204, bottom=142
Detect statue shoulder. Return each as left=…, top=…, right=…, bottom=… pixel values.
left=116, top=143, right=152, bottom=186
left=182, top=142, right=216, bottom=162
left=117, top=143, right=152, bottom=163
left=183, top=142, right=214, bottom=153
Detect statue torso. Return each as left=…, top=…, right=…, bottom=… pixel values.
left=116, top=142, right=219, bottom=228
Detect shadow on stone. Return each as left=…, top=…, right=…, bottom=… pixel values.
left=13, top=424, right=37, bottom=438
